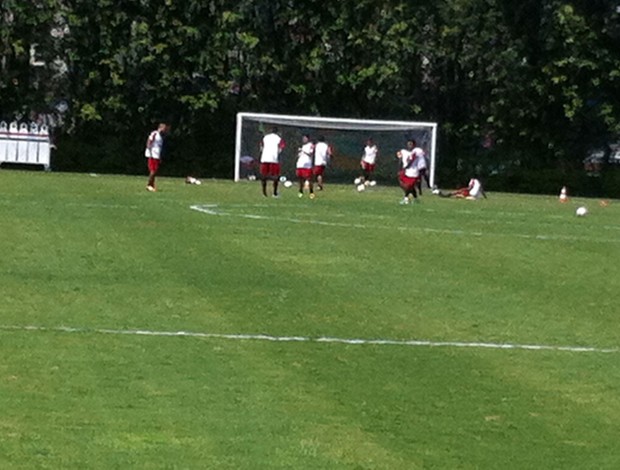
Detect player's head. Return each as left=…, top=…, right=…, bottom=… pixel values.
left=302, top=134, right=310, bottom=143
left=366, top=137, right=374, bottom=145
left=270, top=126, right=278, bottom=134
left=406, top=139, right=415, bottom=149
left=158, top=122, right=170, bottom=134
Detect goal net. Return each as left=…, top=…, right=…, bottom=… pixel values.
left=235, top=112, right=438, bottom=187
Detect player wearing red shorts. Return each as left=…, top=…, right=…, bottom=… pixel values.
left=397, top=139, right=422, bottom=204
left=296, top=135, right=315, bottom=198
left=260, top=127, right=286, bottom=197
left=144, top=122, right=170, bottom=192
left=359, top=137, right=379, bottom=184
left=313, top=135, right=332, bottom=191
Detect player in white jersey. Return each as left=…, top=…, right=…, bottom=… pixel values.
left=396, top=139, right=421, bottom=204
left=414, top=145, right=430, bottom=194
left=358, top=137, right=379, bottom=184
left=259, top=127, right=285, bottom=197
left=144, top=122, right=170, bottom=192
left=313, top=135, right=332, bottom=190
left=438, top=177, right=487, bottom=199
left=296, top=135, right=315, bottom=198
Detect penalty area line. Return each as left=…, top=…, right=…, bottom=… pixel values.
left=0, top=325, right=617, bottom=354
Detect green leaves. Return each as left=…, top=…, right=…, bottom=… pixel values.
left=0, top=0, right=618, bottom=177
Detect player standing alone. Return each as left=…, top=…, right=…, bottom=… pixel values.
left=397, top=139, right=422, bottom=204
left=145, top=122, right=170, bottom=192
left=260, top=127, right=286, bottom=197
left=359, top=137, right=379, bottom=184
left=296, top=134, right=315, bottom=198
left=313, top=135, right=332, bottom=191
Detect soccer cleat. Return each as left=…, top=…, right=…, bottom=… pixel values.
left=146, top=185, right=156, bottom=192
left=399, top=197, right=410, bottom=205
left=272, top=193, right=280, bottom=198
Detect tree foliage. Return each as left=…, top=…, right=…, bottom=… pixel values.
left=0, top=0, right=618, bottom=190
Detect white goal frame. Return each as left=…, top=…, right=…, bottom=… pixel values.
left=234, top=112, right=438, bottom=187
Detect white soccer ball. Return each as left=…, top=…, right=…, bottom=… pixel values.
left=247, top=175, right=256, bottom=181
left=279, top=176, right=287, bottom=182
left=576, top=206, right=588, bottom=217
left=354, top=177, right=362, bottom=185
left=283, top=180, right=293, bottom=188
left=369, top=180, right=377, bottom=187
left=356, top=183, right=366, bottom=192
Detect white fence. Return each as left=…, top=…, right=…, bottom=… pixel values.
left=0, top=121, right=51, bottom=170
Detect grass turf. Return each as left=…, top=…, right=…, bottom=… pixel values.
left=0, top=171, right=619, bottom=469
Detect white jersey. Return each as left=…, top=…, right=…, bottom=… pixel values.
left=362, top=145, right=378, bottom=165
left=296, top=142, right=314, bottom=169
left=415, top=148, right=427, bottom=170
left=399, top=149, right=420, bottom=178
left=314, top=141, right=330, bottom=166
left=144, top=130, right=164, bottom=159
left=261, top=133, right=283, bottom=163
left=468, top=178, right=483, bottom=198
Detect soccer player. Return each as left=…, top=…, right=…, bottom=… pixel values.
left=296, top=134, right=315, bottom=198
left=359, top=137, right=379, bottom=184
left=259, top=127, right=286, bottom=197
left=415, top=145, right=430, bottom=195
left=397, top=139, right=421, bottom=204
left=313, top=135, right=332, bottom=190
left=144, top=122, right=170, bottom=192
left=439, top=177, right=487, bottom=199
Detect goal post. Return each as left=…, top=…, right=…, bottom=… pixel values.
left=234, top=112, right=438, bottom=187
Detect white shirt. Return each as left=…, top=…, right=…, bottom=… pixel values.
left=362, top=144, right=378, bottom=164
left=144, top=130, right=163, bottom=159
left=399, top=149, right=420, bottom=178
left=261, top=133, right=283, bottom=163
left=314, top=142, right=330, bottom=166
left=296, top=142, right=314, bottom=169
left=468, top=178, right=483, bottom=197
left=415, top=148, right=427, bottom=170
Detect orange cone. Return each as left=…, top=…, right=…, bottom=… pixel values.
left=559, top=186, right=568, bottom=203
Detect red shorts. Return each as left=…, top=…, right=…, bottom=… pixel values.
left=260, top=162, right=280, bottom=178
left=296, top=168, right=313, bottom=180
left=399, top=172, right=418, bottom=188
left=312, top=165, right=325, bottom=176
left=361, top=161, right=376, bottom=173
left=148, top=158, right=160, bottom=173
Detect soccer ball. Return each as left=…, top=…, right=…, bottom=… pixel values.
left=356, top=183, right=366, bottom=192
left=279, top=176, right=287, bottom=183
left=283, top=180, right=293, bottom=188
left=354, top=177, right=362, bottom=185
left=576, top=206, right=588, bottom=217
left=369, top=180, right=377, bottom=187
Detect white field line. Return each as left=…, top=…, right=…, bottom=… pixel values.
left=190, top=204, right=620, bottom=243
left=0, top=325, right=617, bottom=354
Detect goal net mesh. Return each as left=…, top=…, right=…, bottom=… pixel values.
left=235, top=113, right=437, bottom=187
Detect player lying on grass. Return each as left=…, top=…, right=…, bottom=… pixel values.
left=438, top=177, right=487, bottom=199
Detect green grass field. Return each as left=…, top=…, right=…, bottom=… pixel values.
left=1, top=170, right=619, bottom=469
